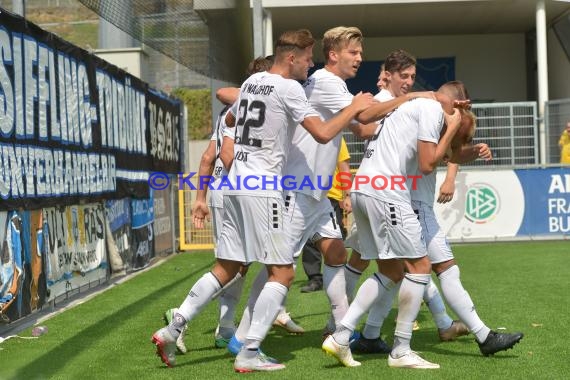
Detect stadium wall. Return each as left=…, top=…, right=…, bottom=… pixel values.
left=340, top=33, right=527, bottom=102
left=0, top=8, right=181, bottom=328
left=547, top=28, right=570, bottom=100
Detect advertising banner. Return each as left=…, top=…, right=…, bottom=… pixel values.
left=515, top=168, right=570, bottom=235
left=0, top=210, right=47, bottom=322
left=130, top=195, right=154, bottom=270
left=434, top=167, right=570, bottom=241
left=153, top=184, right=174, bottom=255
left=105, top=198, right=133, bottom=272
left=0, top=10, right=182, bottom=210
left=0, top=211, right=24, bottom=321
left=43, top=203, right=107, bottom=285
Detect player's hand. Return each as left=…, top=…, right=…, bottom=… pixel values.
left=453, top=99, right=472, bottom=110
left=340, top=195, right=352, bottom=213
left=192, top=200, right=210, bottom=229
left=437, top=180, right=455, bottom=203
left=444, top=108, right=462, bottom=133
left=351, top=92, right=375, bottom=113
left=476, top=143, right=492, bottom=161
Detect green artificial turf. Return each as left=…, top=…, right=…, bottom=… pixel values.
left=2, top=241, right=569, bottom=379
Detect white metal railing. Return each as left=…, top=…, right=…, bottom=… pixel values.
left=343, top=101, right=539, bottom=169
left=545, top=98, right=570, bottom=164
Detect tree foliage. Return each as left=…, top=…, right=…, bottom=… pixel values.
left=171, top=88, right=212, bottom=140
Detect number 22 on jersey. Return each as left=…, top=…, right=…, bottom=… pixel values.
left=235, top=99, right=266, bottom=148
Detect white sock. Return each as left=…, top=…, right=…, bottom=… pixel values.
left=177, top=272, right=221, bottom=327
left=438, top=265, right=490, bottom=343
left=323, top=264, right=349, bottom=331
left=392, top=273, right=430, bottom=358
left=234, top=268, right=268, bottom=341
left=424, top=279, right=453, bottom=330
left=218, top=274, right=245, bottom=333
left=334, top=273, right=394, bottom=345
left=344, top=264, right=363, bottom=303
left=362, top=281, right=399, bottom=339
left=245, top=281, right=288, bottom=349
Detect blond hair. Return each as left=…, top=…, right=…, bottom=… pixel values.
left=439, top=81, right=470, bottom=102
left=322, top=26, right=363, bottom=63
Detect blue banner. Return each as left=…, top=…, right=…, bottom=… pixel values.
left=106, top=199, right=131, bottom=232
left=516, top=167, right=570, bottom=235
left=131, top=191, right=154, bottom=229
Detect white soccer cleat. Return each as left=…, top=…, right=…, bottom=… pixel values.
left=234, top=351, right=286, bottom=372
left=273, top=312, right=305, bottom=334
left=176, top=325, right=188, bottom=354
left=151, top=327, right=177, bottom=367
left=322, top=335, right=361, bottom=367
left=388, top=351, right=440, bottom=369
left=163, top=308, right=188, bottom=354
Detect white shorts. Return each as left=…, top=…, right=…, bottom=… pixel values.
left=352, top=192, right=427, bottom=260
left=344, top=220, right=362, bottom=253
left=283, top=191, right=343, bottom=258
left=211, top=205, right=224, bottom=245
left=412, top=200, right=453, bottom=264
left=209, top=186, right=224, bottom=208
left=217, top=194, right=293, bottom=265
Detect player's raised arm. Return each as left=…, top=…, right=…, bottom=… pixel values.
left=302, top=92, right=374, bottom=143
left=356, top=91, right=433, bottom=124
left=418, top=107, right=462, bottom=175
left=217, top=87, right=240, bottom=105
left=349, top=121, right=378, bottom=139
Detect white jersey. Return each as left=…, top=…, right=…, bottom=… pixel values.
left=366, top=89, right=395, bottom=142
left=375, top=89, right=439, bottom=205
left=411, top=171, right=437, bottom=205
left=209, top=105, right=231, bottom=208
left=354, top=98, right=444, bottom=205
left=285, top=68, right=353, bottom=200
left=375, top=88, right=394, bottom=102
left=226, top=71, right=318, bottom=197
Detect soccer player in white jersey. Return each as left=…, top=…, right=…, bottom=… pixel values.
left=411, top=81, right=524, bottom=356
left=151, top=29, right=374, bottom=372
left=163, top=57, right=274, bottom=353
left=323, top=82, right=465, bottom=369
left=283, top=28, right=436, bottom=343
left=345, top=50, right=469, bottom=356
left=225, top=28, right=433, bottom=356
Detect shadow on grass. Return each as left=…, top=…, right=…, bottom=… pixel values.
left=260, top=313, right=505, bottom=369
left=14, top=259, right=214, bottom=379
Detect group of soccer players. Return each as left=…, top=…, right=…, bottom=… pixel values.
left=152, top=26, right=523, bottom=372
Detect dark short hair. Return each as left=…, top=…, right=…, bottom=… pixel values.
left=246, top=56, right=274, bottom=76
left=384, top=49, right=416, bottom=73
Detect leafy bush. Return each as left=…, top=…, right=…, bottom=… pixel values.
left=171, top=88, right=212, bottom=140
